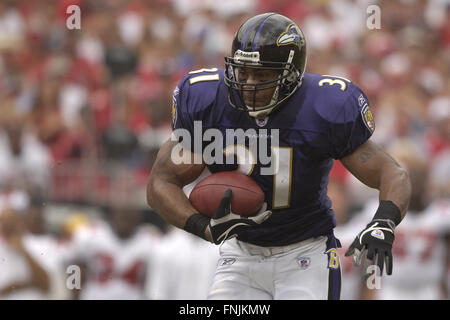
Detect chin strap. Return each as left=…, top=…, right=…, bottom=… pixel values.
left=248, top=109, right=271, bottom=118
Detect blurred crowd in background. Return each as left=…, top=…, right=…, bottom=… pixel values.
left=0, top=0, right=449, bottom=300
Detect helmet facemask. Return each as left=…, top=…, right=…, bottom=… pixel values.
left=224, top=49, right=302, bottom=118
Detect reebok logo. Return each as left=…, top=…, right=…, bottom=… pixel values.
left=371, top=229, right=384, bottom=240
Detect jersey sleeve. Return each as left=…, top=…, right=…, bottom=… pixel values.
left=171, top=69, right=222, bottom=153
left=328, top=83, right=375, bottom=159
left=171, top=77, right=191, bottom=132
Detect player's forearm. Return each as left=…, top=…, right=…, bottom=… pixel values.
left=378, top=163, right=411, bottom=219
left=358, top=278, right=377, bottom=300
left=0, top=282, right=36, bottom=296
left=147, top=139, right=207, bottom=230
left=147, top=173, right=199, bottom=229
left=21, top=249, right=50, bottom=293
left=341, top=140, right=411, bottom=220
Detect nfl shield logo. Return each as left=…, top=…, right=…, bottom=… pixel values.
left=298, top=257, right=310, bottom=270
left=255, top=116, right=269, bottom=127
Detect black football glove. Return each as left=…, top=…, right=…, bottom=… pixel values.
left=345, top=218, right=396, bottom=276
left=209, top=189, right=272, bottom=245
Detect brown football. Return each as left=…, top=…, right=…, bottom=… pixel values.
left=189, top=171, right=265, bottom=218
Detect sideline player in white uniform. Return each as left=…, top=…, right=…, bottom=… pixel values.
left=148, top=226, right=220, bottom=299
left=377, top=200, right=450, bottom=299
left=374, top=140, right=450, bottom=300
left=147, top=171, right=220, bottom=299
left=64, top=205, right=161, bottom=300
left=336, top=140, right=450, bottom=300
left=0, top=191, right=65, bottom=299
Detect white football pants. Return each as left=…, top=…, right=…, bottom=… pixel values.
left=208, top=234, right=341, bottom=300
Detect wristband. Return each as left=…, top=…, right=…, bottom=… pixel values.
left=373, top=200, right=402, bottom=226
left=184, top=213, right=210, bottom=240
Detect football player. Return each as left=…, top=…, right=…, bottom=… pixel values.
left=147, top=13, right=411, bottom=299
left=63, top=205, right=162, bottom=300
left=148, top=226, right=220, bottom=299
left=0, top=191, right=64, bottom=299
left=374, top=140, right=450, bottom=299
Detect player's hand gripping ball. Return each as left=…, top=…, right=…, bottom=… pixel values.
left=189, top=171, right=265, bottom=217
left=208, top=188, right=271, bottom=244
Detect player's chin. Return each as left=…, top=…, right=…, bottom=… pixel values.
left=243, top=98, right=269, bottom=108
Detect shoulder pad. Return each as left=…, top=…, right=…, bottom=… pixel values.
left=306, top=74, right=374, bottom=158
left=308, top=73, right=362, bottom=124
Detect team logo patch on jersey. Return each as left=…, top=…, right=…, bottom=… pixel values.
left=277, top=24, right=305, bottom=50
left=298, top=257, right=310, bottom=270
left=358, top=94, right=366, bottom=107
left=371, top=229, right=385, bottom=240
left=255, top=116, right=269, bottom=127
left=172, top=86, right=179, bottom=128
left=361, top=104, right=375, bottom=133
